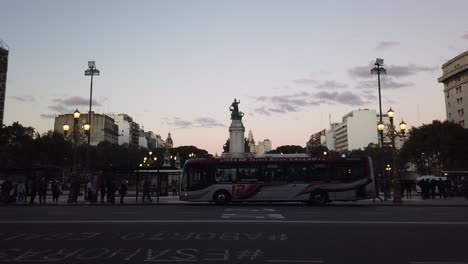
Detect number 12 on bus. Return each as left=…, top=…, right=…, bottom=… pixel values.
left=180, top=156, right=375, bottom=205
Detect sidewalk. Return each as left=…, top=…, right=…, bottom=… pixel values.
left=3, top=193, right=468, bottom=206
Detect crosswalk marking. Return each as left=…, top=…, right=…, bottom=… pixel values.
left=221, top=208, right=285, bottom=220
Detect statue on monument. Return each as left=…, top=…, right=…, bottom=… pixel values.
left=229, top=98, right=244, bottom=120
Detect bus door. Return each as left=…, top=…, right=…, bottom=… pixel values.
left=263, top=164, right=290, bottom=201
left=233, top=165, right=267, bottom=201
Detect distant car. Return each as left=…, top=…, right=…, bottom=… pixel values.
left=416, top=175, right=447, bottom=193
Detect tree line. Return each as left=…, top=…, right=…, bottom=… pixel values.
left=0, top=122, right=210, bottom=174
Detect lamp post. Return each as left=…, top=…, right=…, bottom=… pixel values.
left=84, top=61, right=100, bottom=146
left=377, top=107, right=407, bottom=203
left=371, top=58, right=388, bottom=201
left=371, top=58, right=387, bottom=148
left=63, top=109, right=90, bottom=203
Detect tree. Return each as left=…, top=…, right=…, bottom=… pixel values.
left=267, top=145, right=306, bottom=154
left=400, top=120, right=468, bottom=174
left=306, top=145, right=329, bottom=158
left=0, top=122, right=37, bottom=168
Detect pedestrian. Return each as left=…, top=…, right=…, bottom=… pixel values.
left=16, top=180, right=26, bottom=203
left=119, top=180, right=128, bottom=204
left=430, top=179, right=436, bottom=199
left=38, top=177, right=47, bottom=205
left=437, top=178, right=446, bottom=199
left=51, top=180, right=61, bottom=204
left=29, top=178, right=38, bottom=205
left=406, top=181, right=413, bottom=199
left=86, top=180, right=94, bottom=203
left=171, top=180, right=178, bottom=196
left=1, top=176, right=13, bottom=204
left=462, top=176, right=468, bottom=199
left=99, top=181, right=106, bottom=203
left=373, top=174, right=383, bottom=202
left=142, top=178, right=152, bottom=202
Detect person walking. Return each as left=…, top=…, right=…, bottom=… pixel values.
left=38, top=177, right=47, bottom=205
left=86, top=180, right=94, bottom=203
left=29, top=178, right=38, bottom=205
left=16, top=180, right=26, bottom=203
left=437, top=178, right=446, bottom=199
left=430, top=179, right=436, bottom=199
left=119, top=180, right=128, bottom=204
left=142, top=178, right=152, bottom=203
left=51, top=180, right=61, bottom=204
left=1, top=177, right=13, bottom=204
left=99, top=181, right=106, bottom=203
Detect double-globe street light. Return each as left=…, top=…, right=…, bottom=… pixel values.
left=63, top=109, right=90, bottom=203
left=377, top=107, right=407, bottom=203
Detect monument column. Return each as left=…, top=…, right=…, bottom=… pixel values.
left=221, top=99, right=253, bottom=158
left=229, top=119, right=245, bottom=153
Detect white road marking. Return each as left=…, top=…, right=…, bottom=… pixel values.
left=297, top=212, right=321, bottom=214
left=266, top=260, right=324, bottom=263
left=111, top=211, right=137, bottom=214
left=410, top=262, right=468, bottom=264
left=1, top=220, right=468, bottom=225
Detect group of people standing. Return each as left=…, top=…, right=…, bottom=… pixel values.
left=416, top=177, right=468, bottom=199
left=1, top=176, right=62, bottom=205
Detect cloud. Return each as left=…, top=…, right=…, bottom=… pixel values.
left=165, top=117, right=225, bottom=129
left=252, top=90, right=368, bottom=116
left=10, top=95, right=35, bottom=102
left=376, top=41, right=400, bottom=50
left=48, top=105, right=70, bottom=112
left=40, top=114, right=55, bottom=119
left=316, top=91, right=367, bottom=106
left=52, top=96, right=101, bottom=106
left=356, top=78, right=413, bottom=89
left=293, top=78, right=318, bottom=85
left=315, top=80, right=348, bottom=89
left=349, top=63, right=437, bottom=78
left=48, top=96, right=103, bottom=114
left=462, top=33, right=468, bottom=40
left=193, top=117, right=225, bottom=128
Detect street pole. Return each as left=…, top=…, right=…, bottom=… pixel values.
left=371, top=59, right=387, bottom=200
left=84, top=61, right=100, bottom=193
left=389, top=114, right=402, bottom=204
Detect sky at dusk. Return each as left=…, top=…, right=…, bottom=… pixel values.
left=1, top=0, right=468, bottom=155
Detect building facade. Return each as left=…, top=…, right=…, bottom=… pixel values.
left=54, top=112, right=119, bottom=145
left=329, top=109, right=402, bottom=152
left=108, top=114, right=140, bottom=145
left=438, top=50, right=468, bottom=128
left=0, top=40, right=8, bottom=126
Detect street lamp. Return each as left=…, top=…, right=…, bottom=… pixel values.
left=84, top=61, right=100, bottom=146
left=142, top=151, right=158, bottom=168
left=371, top=58, right=388, bottom=201
left=377, top=107, right=407, bottom=203
left=62, top=109, right=90, bottom=203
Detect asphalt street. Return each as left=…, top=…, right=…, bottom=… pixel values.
left=0, top=205, right=467, bottom=264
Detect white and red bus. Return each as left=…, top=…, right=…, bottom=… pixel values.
left=179, top=156, right=375, bottom=205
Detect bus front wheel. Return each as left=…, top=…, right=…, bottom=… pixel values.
left=213, top=190, right=231, bottom=205
left=310, top=190, right=328, bottom=206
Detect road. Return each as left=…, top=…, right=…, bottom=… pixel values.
left=0, top=205, right=467, bottom=264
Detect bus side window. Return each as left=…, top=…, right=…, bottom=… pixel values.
left=309, top=164, right=330, bottom=182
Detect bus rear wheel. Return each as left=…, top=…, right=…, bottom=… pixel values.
left=310, top=190, right=328, bottom=206
left=213, top=190, right=231, bottom=205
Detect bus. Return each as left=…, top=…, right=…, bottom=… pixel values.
left=179, top=156, right=375, bottom=205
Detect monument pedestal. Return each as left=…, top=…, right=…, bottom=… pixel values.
left=221, top=119, right=253, bottom=159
